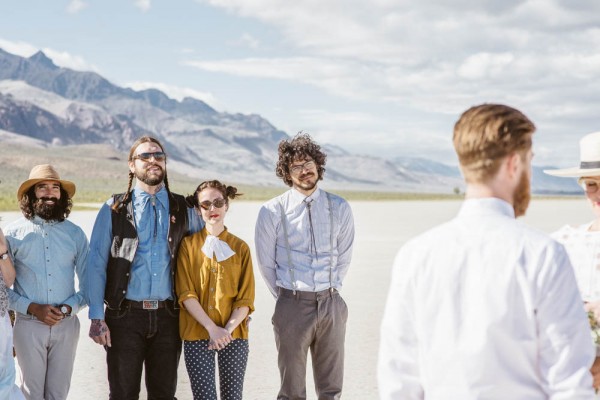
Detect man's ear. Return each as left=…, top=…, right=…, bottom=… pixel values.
left=128, top=160, right=135, bottom=174
left=505, top=152, right=522, bottom=180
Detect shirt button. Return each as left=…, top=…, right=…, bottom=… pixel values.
left=208, top=306, right=213, bottom=310
left=210, top=288, right=214, bottom=292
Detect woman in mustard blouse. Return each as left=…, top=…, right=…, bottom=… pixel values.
left=176, top=180, right=255, bottom=400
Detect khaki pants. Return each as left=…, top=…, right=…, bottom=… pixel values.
left=13, top=314, right=80, bottom=400
left=272, top=288, right=348, bottom=400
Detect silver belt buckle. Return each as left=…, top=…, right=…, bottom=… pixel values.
left=142, top=300, right=159, bottom=310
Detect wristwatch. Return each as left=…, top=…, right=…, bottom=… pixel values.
left=0, top=251, right=9, bottom=260
left=60, top=304, right=72, bottom=317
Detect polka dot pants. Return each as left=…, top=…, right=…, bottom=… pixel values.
left=184, top=339, right=249, bottom=400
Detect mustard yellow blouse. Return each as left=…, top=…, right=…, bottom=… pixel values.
left=176, top=227, right=255, bottom=341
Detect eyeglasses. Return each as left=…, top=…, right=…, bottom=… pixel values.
left=290, top=160, right=316, bottom=175
left=579, top=178, right=600, bottom=194
left=133, top=152, right=166, bottom=162
left=199, top=198, right=227, bottom=210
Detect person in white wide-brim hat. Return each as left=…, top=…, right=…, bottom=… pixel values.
left=545, top=131, right=600, bottom=394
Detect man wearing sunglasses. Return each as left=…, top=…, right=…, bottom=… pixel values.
left=255, top=132, right=355, bottom=400
left=86, top=136, right=203, bottom=399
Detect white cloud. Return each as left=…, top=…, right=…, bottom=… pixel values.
left=126, top=81, right=219, bottom=108
left=0, top=38, right=38, bottom=57
left=234, top=33, right=260, bottom=49
left=0, top=38, right=98, bottom=72
left=66, top=0, right=87, bottom=14
left=190, top=0, right=600, bottom=151
left=134, top=0, right=151, bottom=12
left=42, top=48, right=99, bottom=72
left=189, top=0, right=600, bottom=166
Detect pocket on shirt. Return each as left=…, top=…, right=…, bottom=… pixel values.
left=216, top=261, right=240, bottom=296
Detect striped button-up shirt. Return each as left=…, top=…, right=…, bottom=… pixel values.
left=255, top=187, right=354, bottom=298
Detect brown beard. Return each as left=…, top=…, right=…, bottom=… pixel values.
left=33, top=197, right=67, bottom=221
left=135, top=164, right=164, bottom=186
left=513, top=169, right=531, bottom=217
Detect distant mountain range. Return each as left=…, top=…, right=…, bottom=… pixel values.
left=0, top=48, right=581, bottom=194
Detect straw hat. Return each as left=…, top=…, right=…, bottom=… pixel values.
left=544, top=131, right=600, bottom=177
left=17, top=164, right=76, bottom=200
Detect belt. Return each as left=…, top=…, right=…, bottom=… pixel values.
left=124, top=299, right=173, bottom=310
left=278, top=287, right=338, bottom=300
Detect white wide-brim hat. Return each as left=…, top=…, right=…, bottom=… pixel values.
left=544, top=131, right=600, bottom=177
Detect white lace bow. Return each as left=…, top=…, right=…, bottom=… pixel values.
left=201, top=235, right=235, bottom=262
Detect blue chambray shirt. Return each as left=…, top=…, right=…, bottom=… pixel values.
left=5, top=216, right=89, bottom=316
left=87, top=186, right=203, bottom=319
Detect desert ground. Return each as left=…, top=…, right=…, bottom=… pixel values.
left=0, top=198, right=591, bottom=399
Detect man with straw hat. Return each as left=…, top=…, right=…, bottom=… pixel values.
left=545, top=131, right=600, bottom=394
left=4, top=164, right=88, bottom=400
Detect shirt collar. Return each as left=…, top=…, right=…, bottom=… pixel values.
left=31, top=215, right=59, bottom=226
left=289, top=187, right=322, bottom=207
left=457, top=197, right=515, bottom=219
left=132, top=185, right=168, bottom=210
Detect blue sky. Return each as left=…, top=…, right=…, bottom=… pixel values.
left=1, top=0, right=600, bottom=167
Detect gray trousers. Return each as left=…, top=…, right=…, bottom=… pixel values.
left=272, top=288, right=348, bottom=400
left=13, top=314, right=80, bottom=400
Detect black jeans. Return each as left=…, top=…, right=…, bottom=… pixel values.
left=105, top=303, right=181, bottom=400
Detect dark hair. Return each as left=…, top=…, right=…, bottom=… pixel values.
left=112, top=136, right=171, bottom=211
left=275, top=132, right=326, bottom=187
left=19, top=186, right=72, bottom=221
left=185, top=180, right=242, bottom=209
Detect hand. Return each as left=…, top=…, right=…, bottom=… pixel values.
left=207, top=325, right=233, bottom=351
left=28, top=303, right=64, bottom=326
left=586, top=301, right=600, bottom=322
left=592, top=357, right=600, bottom=390
left=89, top=319, right=112, bottom=347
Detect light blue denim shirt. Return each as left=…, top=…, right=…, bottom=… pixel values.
left=87, top=186, right=203, bottom=319
left=5, top=216, right=89, bottom=316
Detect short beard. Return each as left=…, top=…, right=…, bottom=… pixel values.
left=135, top=165, right=164, bottom=186
left=33, top=197, right=66, bottom=221
left=513, top=169, right=531, bottom=217
left=296, top=172, right=317, bottom=191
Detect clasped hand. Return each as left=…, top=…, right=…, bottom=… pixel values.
left=28, top=303, right=63, bottom=326
left=207, top=325, right=233, bottom=351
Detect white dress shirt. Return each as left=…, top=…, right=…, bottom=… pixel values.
left=378, top=197, right=595, bottom=400
left=255, top=187, right=354, bottom=297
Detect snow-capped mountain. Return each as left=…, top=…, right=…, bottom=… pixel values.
left=0, top=48, right=580, bottom=194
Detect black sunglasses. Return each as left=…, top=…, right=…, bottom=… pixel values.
left=199, top=198, right=227, bottom=210
left=133, top=152, right=166, bottom=162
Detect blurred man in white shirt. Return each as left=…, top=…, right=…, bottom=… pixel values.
left=378, top=104, right=595, bottom=399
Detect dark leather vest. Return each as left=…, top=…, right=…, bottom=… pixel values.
left=104, top=191, right=190, bottom=310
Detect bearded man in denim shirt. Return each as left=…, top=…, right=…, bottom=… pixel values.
left=5, top=164, right=88, bottom=400
left=87, top=136, right=203, bottom=399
